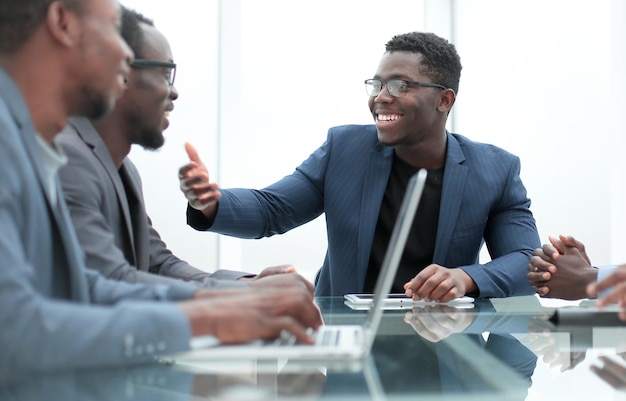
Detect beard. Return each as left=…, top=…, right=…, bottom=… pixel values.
left=125, top=105, right=165, bottom=150
left=132, top=126, right=165, bottom=151
left=76, top=87, right=113, bottom=121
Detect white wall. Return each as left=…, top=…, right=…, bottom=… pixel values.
left=122, top=0, right=626, bottom=283
left=454, top=0, right=619, bottom=267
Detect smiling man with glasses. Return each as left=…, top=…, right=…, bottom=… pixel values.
left=180, top=31, right=541, bottom=301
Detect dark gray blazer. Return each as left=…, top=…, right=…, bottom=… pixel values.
left=0, top=68, right=194, bottom=379
left=57, top=117, right=248, bottom=288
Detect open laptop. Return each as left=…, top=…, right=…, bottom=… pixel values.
left=170, top=169, right=428, bottom=362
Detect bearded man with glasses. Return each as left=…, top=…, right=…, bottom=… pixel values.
left=56, top=6, right=312, bottom=291
left=179, top=31, right=540, bottom=301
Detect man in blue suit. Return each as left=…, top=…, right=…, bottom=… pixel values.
left=179, top=32, right=540, bottom=299
left=0, top=0, right=321, bottom=379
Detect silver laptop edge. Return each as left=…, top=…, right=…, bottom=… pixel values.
left=361, top=168, right=427, bottom=351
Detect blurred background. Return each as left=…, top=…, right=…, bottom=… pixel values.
left=122, top=0, right=626, bottom=284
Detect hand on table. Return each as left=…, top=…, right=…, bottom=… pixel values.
left=179, top=286, right=323, bottom=345
left=403, top=264, right=475, bottom=303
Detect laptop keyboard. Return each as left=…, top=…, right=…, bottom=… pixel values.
left=269, top=327, right=341, bottom=347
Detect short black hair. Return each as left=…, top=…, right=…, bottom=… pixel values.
left=385, top=32, right=462, bottom=94
left=120, top=5, right=154, bottom=58
left=0, top=0, right=82, bottom=54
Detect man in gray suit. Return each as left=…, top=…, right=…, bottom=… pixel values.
left=57, top=7, right=300, bottom=289
left=0, top=0, right=322, bottom=380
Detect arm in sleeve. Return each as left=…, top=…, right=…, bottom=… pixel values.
left=0, top=208, right=191, bottom=379
left=459, top=156, right=541, bottom=297
left=59, top=142, right=246, bottom=289
left=187, top=141, right=328, bottom=239
left=145, top=215, right=250, bottom=287
left=596, top=265, right=617, bottom=298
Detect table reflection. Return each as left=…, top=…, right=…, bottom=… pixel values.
left=16, top=296, right=626, bottom=400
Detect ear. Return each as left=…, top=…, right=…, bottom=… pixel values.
left=46, top=1, right=80, bottom=48
left=437, top=88, right=456, bottom=113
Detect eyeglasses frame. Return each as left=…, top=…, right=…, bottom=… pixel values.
left=364, top=78, right=447, bottom=97
left=130, top=59, right=177, bottom=86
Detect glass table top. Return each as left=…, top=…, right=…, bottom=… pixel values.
left=2, top=295, right=626, bottom=400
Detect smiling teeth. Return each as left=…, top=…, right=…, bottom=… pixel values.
left=164, top=111, right=170, bottom=118
left=378, top=114, right=400, bottom=121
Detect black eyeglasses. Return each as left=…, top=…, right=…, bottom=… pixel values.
left=364, top=79, right=447, bottom=97
left=130, top=59, right=177, bottom=86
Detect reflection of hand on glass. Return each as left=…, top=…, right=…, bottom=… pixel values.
left=525, top=316, right=586, bottom=372
left=277, top=369, right=327, bottom=399
left=591, top=355, right=626, bottom=389
left=403, top=305, right=476, bottom=342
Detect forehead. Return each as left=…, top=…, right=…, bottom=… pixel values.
left=374, top=51, right=425, bottom=79
left=139, top=23, right=173, bottom=61
left=84, top=0, right=121, bottom=19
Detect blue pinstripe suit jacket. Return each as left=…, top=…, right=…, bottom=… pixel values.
left=189, top=125, right=540, bottom=297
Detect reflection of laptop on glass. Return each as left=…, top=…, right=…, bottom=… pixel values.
left=171, top=169, right=427, bottom=362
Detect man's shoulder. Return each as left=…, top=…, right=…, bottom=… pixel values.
left=326, top=124, right=378, bottom=146
left=328, top=124, right=376, bottom=135
left=57, top=117, right=92, bottom=146
left=451, top=132, right=518, bottom=160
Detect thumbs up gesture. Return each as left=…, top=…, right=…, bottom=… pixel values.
left=178, top=142, right=221, bottom=215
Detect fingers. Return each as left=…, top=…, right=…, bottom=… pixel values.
left=187, top=289, right=323, bottom=344
left=546, top=237, right=564, bottom=258
left=591, top=356, right=626, bottom=389
left=559, top=234, right=582, bottom=249
left=404, top=266, right=464, bottom=302
left=404, top=268, right=432, bottom=300
left=252, top=273, right=315, bottom=294
left=270, top=317, right=317, bottom=345
left=527, top=254, right=553, bottom=294
left=528, top=254, right=557, bottom=274
left=594, top=282, right=626, bottom=308
left=271, top=289, right=323, bottom=329
left=534, top=285, right=550, bottom=297
left=559, top=234, right=592, bottom=264
left=179, top=169, right=221, bottom=211
left=591, top=266, right=626, bottom=306
left=404, top=308, right=472, bottom=342
left=185, top=142, right=202, bottom=164
left=257, top=264, right=297, bottom=278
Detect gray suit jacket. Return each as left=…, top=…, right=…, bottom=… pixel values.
left=0, top=68, right=194, bottom=380
left=57, top=117, right=248, bottom=288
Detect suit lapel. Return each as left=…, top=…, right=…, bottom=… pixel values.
left=2, top=93, right=90, bottom=301
left=356, top=144, right=394, bottom=290
left=68, top=118, right=139, bottom=266
left=119, top=161, right=150, bottom=270
left=433, top=132, right=467, bottom=263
